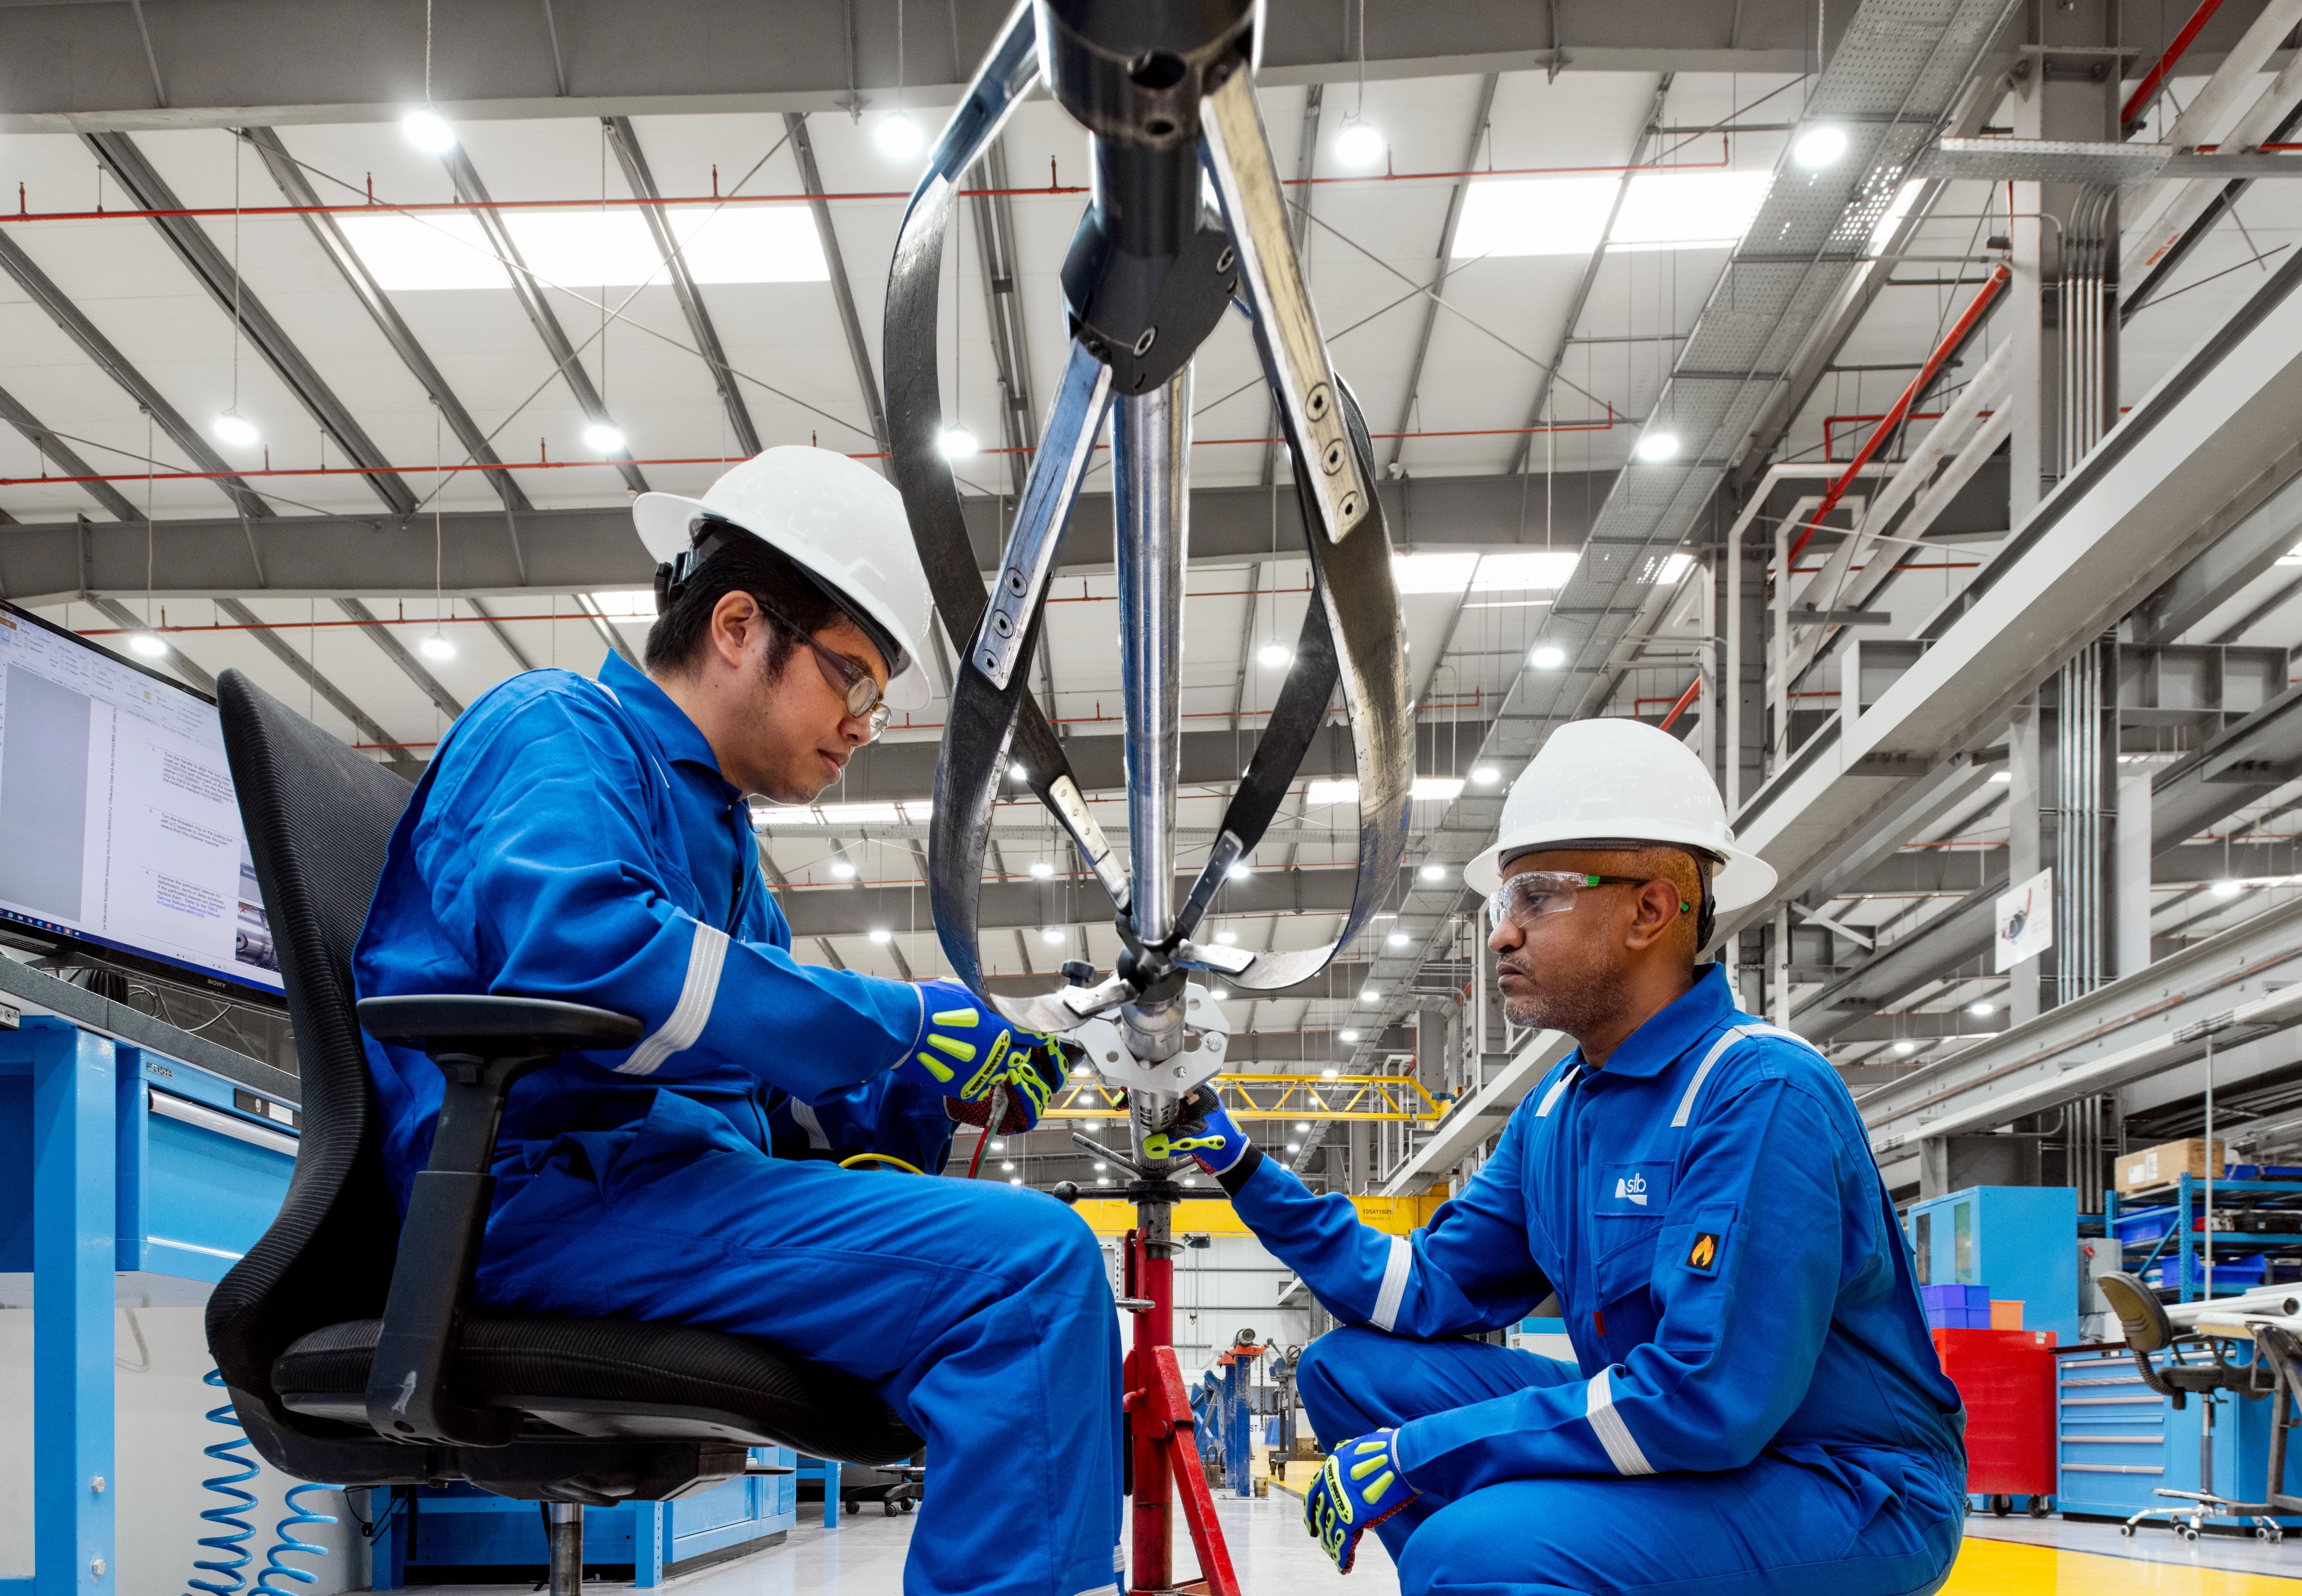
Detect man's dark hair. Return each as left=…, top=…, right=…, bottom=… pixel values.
left=644, top=523, right=844, bottom=678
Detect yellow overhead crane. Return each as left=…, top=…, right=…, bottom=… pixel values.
left=1044, top=1072, right=1445, bottom=1123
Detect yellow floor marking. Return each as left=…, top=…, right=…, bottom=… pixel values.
left=1945, top=1536, right=2302, bottom=1594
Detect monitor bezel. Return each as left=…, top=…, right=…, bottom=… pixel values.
left=0, top=600, right=290, bottom=1010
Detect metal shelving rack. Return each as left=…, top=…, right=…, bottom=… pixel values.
left=2105, top=1173, right=2302, bottom=1303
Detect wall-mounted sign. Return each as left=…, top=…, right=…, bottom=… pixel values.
left=1995, top=868, right=2053, bottom=972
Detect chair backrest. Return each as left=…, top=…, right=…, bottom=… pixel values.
left=205, top=669, right=416, bottom=1417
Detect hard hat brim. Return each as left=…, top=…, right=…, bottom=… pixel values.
left=630, top=491, right=932, bottom=712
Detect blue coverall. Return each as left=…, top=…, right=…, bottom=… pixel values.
left=1235, top=963, right=1966, bottom=1596
left=352, top=653, right=1124, bottom=1596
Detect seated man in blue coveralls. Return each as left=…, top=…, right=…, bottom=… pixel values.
left=1174, top=717, right=1967, bottom=1596
left=354, top=446, right=1123, bottom=1596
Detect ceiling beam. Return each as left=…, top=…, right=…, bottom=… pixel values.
left=604, top=115, right=763, bottom=457
left=241, top=125, right=536, bottom=518
left=334, top=597, right=466, bottom=721
left=0, top=472, right=1617, bottom=602
left=0, top=384, right=141, bottom=523
left=80, top=131, right=418, bottom=518
left=783, top=111, right=890, bottom=456
left=0, top=0, right=1865, bottom=133
left=0, top=230, right=272, bottom=520
left=969, top=137, right=1036, bottom=499
left=86, top=593, right=214, bottom=693
left=1384, top=74, right=1496, bottom=477
left=213, top=597, right=418, bottom=778
left=438, top=145, right=649, bottom=495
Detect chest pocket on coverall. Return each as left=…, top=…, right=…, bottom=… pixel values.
left=1591, top=1159, right=1673, bottom=1346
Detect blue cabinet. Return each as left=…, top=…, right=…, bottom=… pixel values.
left=2056, top=1346, right=2301, bottom=1527
left=1904, top=1186, right=2078, bottom=1345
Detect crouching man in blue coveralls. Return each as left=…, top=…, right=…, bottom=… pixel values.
left=1175, top=718, right=1967, bottom=1596
left=353, top=447, right=1123, bottom=1596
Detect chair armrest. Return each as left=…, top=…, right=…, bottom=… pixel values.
left=359, top=993, right=639, bottom=1450
left=357, top=995, right=643, bottom=1052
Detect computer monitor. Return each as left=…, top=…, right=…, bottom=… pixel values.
left=0, top=602, right=285, bottom=1003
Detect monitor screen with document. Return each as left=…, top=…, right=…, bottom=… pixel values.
left=0, top=602, right=284, bottom=1001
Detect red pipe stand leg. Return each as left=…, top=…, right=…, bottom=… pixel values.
left=1125, top=1199, right=1243, bottom=1596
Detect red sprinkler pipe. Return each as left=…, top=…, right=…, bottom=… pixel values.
left=1656, top=677, right=1703, bottom=732
left=2122, top=0, right=2227, bottom=132
left=1784, top=263, right=2009, bottom=567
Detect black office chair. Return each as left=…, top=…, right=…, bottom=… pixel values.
left=204, top=670, right=921, bottom=1590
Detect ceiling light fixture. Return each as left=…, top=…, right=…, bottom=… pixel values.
left=866, top=924, right=890, bottom=942
left=1387, top=931, right=1410, bottom=947
left=1320, top=1066, right=1340, bottom=1079
left=1338, top=1030, right=1360, bottom=1043
left=2213, top=879, right=2245, bottom=900
left=1335, top=118, right=1385, bottom=167
left=1359, top=987, right=1381, bottom=1003
left=1029, top=860, right=1054, bottom=878
left=1530, top=644, right=1567, bottom=669
left=1634, top=430, right=1681, bottom=464
left=831, top=859, right=858, bottom=880
left=128, top=633, right=167, bottom=659
left=1258, top=642, right=1293, bottom=668
left=419, top=633, right=455, bottom=662
left=211, top=411, right=259, bottom=449
left=401, top=107, right=458, bottom=153
left=1215, top=929, right=1238, bottom=945
left=1892, top=1040, right=1918, bottom=1056
left=1419, top=863, right=1447, bottom=882
left=1228, top=861, right=1252, bottom=880
left=876, top=111, right=926, bottom=159
left=1285, top=1141, right=1303, bottom=1154
left=1471, top=765, right=1500, bottom=785
left=938, top=425, right=979, bottom=459
left=1041, top=926, right=1065, bottom=943
left=582, top=421, right=626, bottom=454
left=1968, top=1000, right=1996, bottom=1016
left=1793, top=124, right=1849, bottom=169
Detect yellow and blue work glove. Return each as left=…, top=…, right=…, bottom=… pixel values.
left=900, top=979, right=1071, bottom=1134
left=1305, top=1429, right=1416, bottom=1574
left=1160, top=1086, right=1254, bottom=1177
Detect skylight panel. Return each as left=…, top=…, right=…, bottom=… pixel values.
left=587, top=590, right=656, bottom=618
left=1392, top=551, right=1581, bottom=594
left=1868, top=179, right=1925, bottom=255
left=1304, top=777, right=1468, bottom=804
left=1610, top=171, right=1773, bottom=252
left=669, top=208, right=829, bottom=283
left=815, top=802, right=904, bottom=825
left=345, top=206, right=830, bottom=291
left=338, top=215, right=511, bottom=290
left=1637, top=553, right=1695, bottom=585
left=1452, top=170, right=1772, bottom=259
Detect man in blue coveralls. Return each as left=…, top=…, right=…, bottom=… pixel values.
left=354, top=447, right=1124, bottom=1596
left=1175, top=718, right=1967, bottom=1596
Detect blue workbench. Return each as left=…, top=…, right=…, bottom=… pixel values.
left=0, top=1012, right=303, bottom=1596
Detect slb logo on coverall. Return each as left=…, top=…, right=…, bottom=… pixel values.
left=1614, top=1172, right=1650, bottom=1206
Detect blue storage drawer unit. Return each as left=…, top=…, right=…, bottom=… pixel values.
left=2056, top=1345, right=2302, bottom=1526
left=372, top=1451, right=798, bottom=1588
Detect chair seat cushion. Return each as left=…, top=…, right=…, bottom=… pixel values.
left=274, top=1316, right=921, bottom=1467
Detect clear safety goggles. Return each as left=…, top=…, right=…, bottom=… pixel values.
left=1485, top=870, right=1682, bottom=930
left=754, top=595, right=893, bottom=740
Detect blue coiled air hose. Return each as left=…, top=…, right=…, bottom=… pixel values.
left=190, top=1371, right=259, bottom=1596
left=192, top=1369, right=342, bottom=1596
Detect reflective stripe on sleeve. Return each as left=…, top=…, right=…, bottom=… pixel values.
left=1585, top=1367, right=1655, bottom=1476
left=616, top=920, right=730, bottom=1075
left=790, top=1098, right=831, bottom=1149
left=1370, top=1235, right=1413, bottom=1332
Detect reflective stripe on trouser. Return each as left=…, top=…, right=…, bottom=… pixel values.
left=1294, top=1325, right=1962, bottom=1596
left=471, top=1089, right=1124, bottom=1596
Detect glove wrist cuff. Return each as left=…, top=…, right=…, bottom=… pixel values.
left=1214, top=1145, right=1264, bottom=1195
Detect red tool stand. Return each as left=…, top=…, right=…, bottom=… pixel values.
left=1121, top=1181, right=1243, bottom=1596
left=1933, top=1328, right=2057, bottom=1513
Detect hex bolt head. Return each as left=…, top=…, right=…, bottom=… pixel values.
left=90, top=1476, right=105, bottom=1494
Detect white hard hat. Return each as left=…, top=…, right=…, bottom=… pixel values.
left=632, top=447, right=934, bottom=711
left=1463, top=717, right=1776, bottom=911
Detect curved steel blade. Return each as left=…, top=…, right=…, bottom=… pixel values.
left=928, top=342, right=1114, bottom=993
left=883, top=1, right=1127, bottom=993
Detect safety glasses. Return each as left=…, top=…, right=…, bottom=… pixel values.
left=1486, top=870, right=1669, bottom=929
left=753, top=596, right=893, bottom=740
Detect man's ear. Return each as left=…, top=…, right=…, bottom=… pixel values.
left=709, top=591, right=761, bottom=672
left=1623, top=878, right=1683, bottom=953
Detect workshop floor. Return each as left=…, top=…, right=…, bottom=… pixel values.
left=414, top=1496, right=2302, bottom=1596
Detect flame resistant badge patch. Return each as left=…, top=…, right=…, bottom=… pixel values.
left=1686, top=1231, right=1721, bottom=1273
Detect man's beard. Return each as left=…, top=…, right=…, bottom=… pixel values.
left=1500, top=954, right=1628, bottom=1042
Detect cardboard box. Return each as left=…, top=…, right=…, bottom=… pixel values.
left=2115, top=1137, right=2226, bottom=1196
left=1989, top=1300, right=2024, bottom=1330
